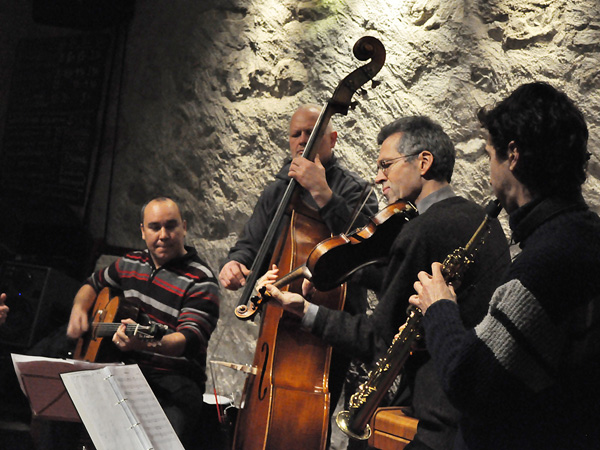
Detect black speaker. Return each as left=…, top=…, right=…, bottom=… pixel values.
left=0, top=262, right=80, bottom=349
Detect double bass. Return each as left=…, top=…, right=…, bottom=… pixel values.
left=232, top=37, right=386, bottom=450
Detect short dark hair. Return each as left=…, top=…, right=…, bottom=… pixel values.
left=140, top=197, right=182, bottom=223
left=478, top=82, right=589, bottom=197
left=377, top=116, right=455, bottom=183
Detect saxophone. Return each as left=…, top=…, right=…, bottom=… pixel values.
left=336, top=199, right=503, bottom=440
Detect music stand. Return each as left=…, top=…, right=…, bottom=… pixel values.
left=11, top=354, right=121, bottom=422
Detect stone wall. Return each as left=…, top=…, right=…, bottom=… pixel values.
left=96, top=0, right=600, bottom=406
left=2, top=1, right=600, bottom=447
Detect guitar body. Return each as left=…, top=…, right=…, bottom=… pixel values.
left=73, top=287, right=139, bottom=362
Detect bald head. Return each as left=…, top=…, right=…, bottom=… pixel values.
left=140, top=197, right=183, bottom=223
left=140, top=197, right=187, bottom=268
left=288, top=104, right=337, bottom=162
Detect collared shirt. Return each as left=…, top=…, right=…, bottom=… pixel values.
left=416, top=184, right=456, bottom=214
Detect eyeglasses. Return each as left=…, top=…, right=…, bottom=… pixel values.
left=376, top=152, right=421, bottom=175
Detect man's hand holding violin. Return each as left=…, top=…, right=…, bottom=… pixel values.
left=257, top=265, right=313, bottom=318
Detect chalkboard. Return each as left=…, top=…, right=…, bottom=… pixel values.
left=0, top=33, right=111, bottom=205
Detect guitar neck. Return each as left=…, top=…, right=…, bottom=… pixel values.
left=91, top=323, right=143, bottom=338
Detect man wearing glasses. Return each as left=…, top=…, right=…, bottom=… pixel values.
left=263, top=116, right=510, bottom=450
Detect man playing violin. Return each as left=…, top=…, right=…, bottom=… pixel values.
left=262, top=116, right=510, bottom=450
left=66, top=197, right=220, bottom=449
left=219, top=103, right=379, bottom=424
left=411, top=83, right=600, bottom=449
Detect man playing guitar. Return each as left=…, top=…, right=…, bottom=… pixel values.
left=66, top=197, right=220, bottom=449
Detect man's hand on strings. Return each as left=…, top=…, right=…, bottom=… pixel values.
left=257, top=266, right=315, bottom=317
left=219, top=260, right=251, bottom=290
left=113, top=319, right=152, bottom=352
left=410, top=262, right=456, bottom=315
left=301, top=279, right=316, bottom=299
left=67, top=284, right=100, bottom=339
left=67, top=307, right=89, bottom=339
left=289, top=154, right=333, bottom=208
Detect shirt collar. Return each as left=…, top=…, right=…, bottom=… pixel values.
left=145, top=245, right=197, bottom=271
left=509, top=194, right=588, bottom=245
left=416, top=185, right=456, bottom=214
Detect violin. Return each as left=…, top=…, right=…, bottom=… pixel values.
left=235, top=200, right=418, bottom=320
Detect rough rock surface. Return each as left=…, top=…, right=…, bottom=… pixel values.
left=2, top=1, right=600, bottom=447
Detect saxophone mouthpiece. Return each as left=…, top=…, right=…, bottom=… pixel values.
left=485, top=199, right=503, bottom=218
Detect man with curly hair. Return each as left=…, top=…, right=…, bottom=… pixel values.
left=412, top=82, right=600, bottom=449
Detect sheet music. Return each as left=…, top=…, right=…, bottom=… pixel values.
left=105, top=365, right=184, bottom=450
left=61, top=365, right=184, bottom=450
left=61, top=368, right=147, bottom=450
left=11, top=354, right=121, bottom=394
left=103, top=367, right=154, bottom=450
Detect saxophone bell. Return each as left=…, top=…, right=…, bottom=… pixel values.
left=335, top=410, right=372, bottom=441
left=336, top=305, right=423, bottom=440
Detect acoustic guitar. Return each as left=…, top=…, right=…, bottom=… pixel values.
left=73, top=287, right=168, bottom=362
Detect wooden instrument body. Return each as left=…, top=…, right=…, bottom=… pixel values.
left=368, top=407, right=418, bottom=450
left=307, top=201, right=417, bottom=291
left=73, top=287, right=166, bottom=363
left=74, top=288, right=128, bottom=362
left=233, top=203, right=346, bottom=450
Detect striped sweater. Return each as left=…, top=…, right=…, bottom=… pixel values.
left=423, top=196, right=600, bottom=449
left=86, top=246, right=220, bottom=387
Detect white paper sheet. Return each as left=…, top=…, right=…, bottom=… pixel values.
left=60, top=364, right=184, bottom=450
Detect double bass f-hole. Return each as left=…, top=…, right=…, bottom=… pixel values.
left=258, top=342, right=269, bottom=401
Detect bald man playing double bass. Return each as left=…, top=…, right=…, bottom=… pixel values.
left=220, top=104, right=378, bottom=290
left=219, top=104, right=379, bottom=438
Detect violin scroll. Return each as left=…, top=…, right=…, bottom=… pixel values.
left=234, top=296, right=261, bottom=320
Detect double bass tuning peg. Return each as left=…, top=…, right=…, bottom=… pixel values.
left=355, top=80, right=381, bottom=100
